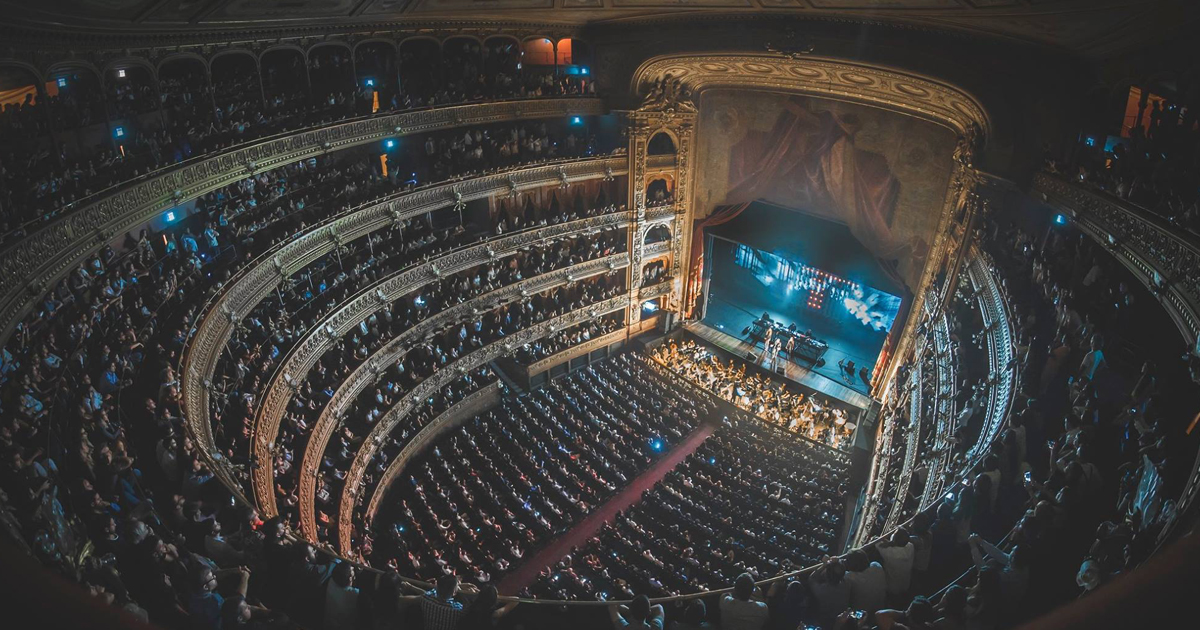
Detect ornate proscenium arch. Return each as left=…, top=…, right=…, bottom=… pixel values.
left=629, top=53, right=991, bottom=139
left=627, top=53, right=990, bottom=400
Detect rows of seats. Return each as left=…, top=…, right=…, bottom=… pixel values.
left=0, top=85, right=634, bottom=627
left=529, top=405, right=850, bottom=601
left=0, top=44, right=594, bottom=235
left=379, top=352, right=713, bottom=584
left=209, top=212, right=627, bottom=487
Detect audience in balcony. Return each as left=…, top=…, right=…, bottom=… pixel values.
left=0, top=52, right=599, bottom=240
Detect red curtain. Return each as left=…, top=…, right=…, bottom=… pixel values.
left=724, top=100, right=904, bottom=263
left=684, top=201, right=751, bottom=318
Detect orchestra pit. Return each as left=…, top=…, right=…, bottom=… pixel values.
left=3, top=2, right=1200, bottom=630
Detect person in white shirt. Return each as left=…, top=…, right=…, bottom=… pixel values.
left=843, top=549, right=888, bottom=616
left=324, top=561, right=359, bottom=630
left=719, top=574, right=769, bottom=630
left=877, top=529, right=916, bottom=601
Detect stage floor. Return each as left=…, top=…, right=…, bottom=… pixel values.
left=701, top=291, right=879, bottom=401
left=684, top=321, right=874, bottom=411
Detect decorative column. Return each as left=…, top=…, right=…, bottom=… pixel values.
left=625, top=76, right=697, bottom=330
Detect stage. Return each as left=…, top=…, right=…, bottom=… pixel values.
left=698, top=205, right=905, bottom=401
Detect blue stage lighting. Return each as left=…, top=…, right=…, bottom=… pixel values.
left=114, top=126, right=125, bottom=138
left=57, top=77, right=67, bottom=87
left=385, top=139, right=396, bottom=149
left=1055, top=214, right=1068, bottom=225
left=364, top=78, right=375, bottom=87
left=414, top=295, right=425, bottom=306
left=581, top=67, right=589, bottom=75
left=164, top=211, right=177, bottom=223
left=651, top=439, right=664, bottom=452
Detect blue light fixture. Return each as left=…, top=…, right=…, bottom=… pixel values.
left=1054, top=214, right=1068, bottom=225
left=571, top=116, right=582, bottom=125
left=114, top=126, right=125, bottom=138
left=364, top=78, right=375, bottom=87
left=581, top=67, right=588, bottom=75
left=651, top=439, right=664, bottom=452
left=57, top=77, right=67, bottom=88
left=385, top=139, right=396, bottom=149
left=164, top=211, right=177, bottom=223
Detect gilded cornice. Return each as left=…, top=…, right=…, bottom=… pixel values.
left=179, top=156, right=628, bottom=507
left=289, top=251, right=630, bottom=538
left=630, top=53, right=991, bottom=140
left=337, top=293, right=633, bottom=552
left=0, top=97, right=605, bottom=347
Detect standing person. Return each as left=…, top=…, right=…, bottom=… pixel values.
left=877, top=529, right=916, bottom=604
left=324, top=562, right=360, bottom=630
left=843, top=549, right=887, bottom=617
left=720, top=573, right=769, bottom=630
left=809, top=558, right=851, bottom=628
left=609, top=594, right=665, bottom=629
left=399, top=574, right=472, bottom=630
left=668, top=599, right=715, bottom=630
left=457, top=585, right=517, bottom=629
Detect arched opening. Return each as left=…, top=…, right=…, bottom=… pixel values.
left=261, top=48, right=308, bottom=111
left=355, top=42, right=398, bottom=114
left=105, top=63, right=157, bottom=119
left=522, top=37, right=555, bottom=69
left=647, top=131, right=677, bottom=156
left=644, top=224, right=671, bottom=246
left=483, top=36, right=520, bottom=97
left=211, top=52, right=263, bottom=119
left=646, top=176, right=674, bottom=207
left=641, top=258, right=669, bottom=286
left=46, top=64, right=105, bottom=130
left=159, top=56, right=213, bottom=126
left=398, top=38, right=440, bottom=106
left=308, top=44, right=355, bottom=110
left=0, top=65, right=49, bottom=145
left=442, top=36, right=483, bottom=99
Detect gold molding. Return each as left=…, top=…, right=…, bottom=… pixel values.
left=629, top=53, right=990, bottom=139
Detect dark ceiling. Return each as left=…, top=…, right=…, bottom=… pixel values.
left=0, top=0, right=1196, bottom=58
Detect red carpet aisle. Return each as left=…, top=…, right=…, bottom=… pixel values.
left=496, top=423, right=716, bottom=595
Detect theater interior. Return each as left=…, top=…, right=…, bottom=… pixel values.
left=1, top=1, right=1200, bottom=629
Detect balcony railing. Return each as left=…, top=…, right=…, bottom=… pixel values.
left=341, top=294, right=633, bottom=552
left=0, top=97, right=606, bottom=344
left=179, top=156, right=629, bottom=507
left=297, top=254, right=631, bottom=541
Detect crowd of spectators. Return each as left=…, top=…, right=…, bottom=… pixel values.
left=0, top=49, right=598, bottom=238
left=1044, top=95, right=1199, bottom=234
left=0, top=105, right=630, bottom=628
left=381, top=353, right=711, bottom=586
left=513, top=313, right=625, bottom=367
left=530, top=404, right=850, bottom=602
